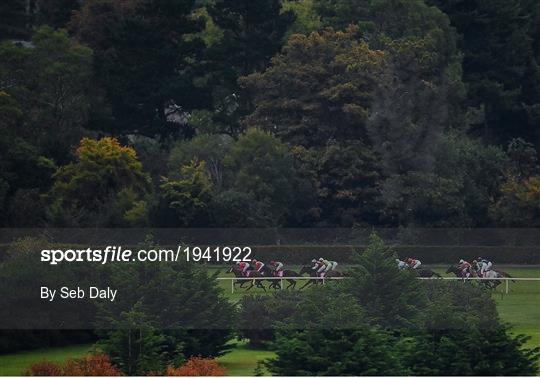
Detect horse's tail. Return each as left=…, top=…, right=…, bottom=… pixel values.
left=496, top=270, right=515, bottom=283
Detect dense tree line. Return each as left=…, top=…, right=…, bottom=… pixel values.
left=1, top=0, right=539, bottom=229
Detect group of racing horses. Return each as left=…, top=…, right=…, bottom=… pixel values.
left=228, top=262, right=343, bottom=291
left=227, top=260, right=513, bottom=291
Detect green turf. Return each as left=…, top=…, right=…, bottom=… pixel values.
left=0, top=344, right=92, bottom=376
left=218, top=341, right=276, bottom=376
left=491, top=267, right=540, bottom=348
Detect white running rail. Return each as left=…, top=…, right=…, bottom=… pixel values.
left=217, top=276, right=345, bottom=293
left=217, top=276, right=539, bottom=294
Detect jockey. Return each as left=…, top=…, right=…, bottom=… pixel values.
left=251, top=259, right=265, bottom=273
left=476, top=257, right=493, bottom=276
left=238, top=261, right=250, bottom=276
left=396, top=259, right=408, bottom=270
left=311, top=258, right=322, bottom=270
left=270, top=260, right=284, bottom=277
left=406, top=257, right=422, bottom=269
left=458, top=259, right=472, bottom=277
left=318, top=257, right=338, bottom=277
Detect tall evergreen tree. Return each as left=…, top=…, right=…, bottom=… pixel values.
left=208, top=0, right=295, bottom=82
left=345, top=233, right=428, bottom=328
left=427, top=0, right=540, bottom=147
left=70, top=0, right=209, bottom=136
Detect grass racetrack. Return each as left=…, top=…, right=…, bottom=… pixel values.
left=0, top=266, right=538, bottom=376
left=218, top=341, right=275, bottom=376
left=0, top=344, right=91, bottom=376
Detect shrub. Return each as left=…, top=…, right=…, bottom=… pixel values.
left=25, top=354, right=122, bottom=376
left=63, top=354, right=122, bottom=376
left=165, top=357, right=225, bottom=376
left=24, top=361, right=62, bottom=376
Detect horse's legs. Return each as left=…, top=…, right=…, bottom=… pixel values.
left=299, top=280, right=313, bottom=290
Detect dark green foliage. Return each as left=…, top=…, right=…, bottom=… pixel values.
left=345, top=234, right=427, bottom=328
left=0, top=237, right=102, bottom=329
left=168, top=133, right=233, bottom=189
left=0, top=91, right=55, bottom=226
left=428, top=0, right=540, bottom=147
left=395, top=241, right=538, bottom=374
left=381, top=172, right=469, bottom=227
left=0, top=27, right=94, bottom=163
left=315, top=141, right=381, bottom=226
left=507, top=138, right=539, bottom=179
left=238, top=287, right=368, bottom=348
left=264, top=234, right=539, bottom=375
left=312, top=0, right=369, bottom=30
left=35, top=0, right=81, bottom=29
left=96, top=256, right=235, bottom=374
left=71, top=0, right=209, bottom=136
left=433, top=133, right=507, bottom=226
left=97, top=305, right=173, bottom=375
left=160, top=160, right=213, bottom=226
left=404, top=327, right=539, bottom=376
left=222, top=128, right=299, bottom=224
left=268, top=329, right=406, bottom=376
left=0, top=0, right=29, bottom=39
left=208, top=0, right=295, bottom=80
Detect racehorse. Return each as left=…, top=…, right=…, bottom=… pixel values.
left=416, top=268, right=441, bottom=278
left=480, top=269, right=503, bottom=289
left=228, top=266, right=266, bottom=291
left=258, top=264, right=282, bottom=290
left=493, top=269, right=515, bottom=282
left=298, top=265, right=321, bottom=289
left=269, top=269, right=301, bottom=290
left=298, top=265, right=343, bottom=290
left=446, top=265, right=505, bottom=290
left=476, top=269, right=514, bottom=289
left=227, top=266, right=249, bottom=289
left=446, top=265, right=471, bottom=278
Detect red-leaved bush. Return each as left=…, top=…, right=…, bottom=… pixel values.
left=165, top=357, right=225, bottom=376
left=63, top=354, right=122, bottom=376
left=24, top=361, right=63, bottom=376
left=25, top=354, right=122, bottom=376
